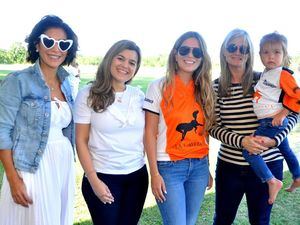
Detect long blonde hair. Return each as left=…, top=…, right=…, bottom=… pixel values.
left=162, top=31, right=215, bottom=130
left=88, top=40, right=141, bottom=112
left=219, top=29, right=255, bottom=97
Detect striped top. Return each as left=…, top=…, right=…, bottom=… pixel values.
left=209, top=78, right=299, bottom=165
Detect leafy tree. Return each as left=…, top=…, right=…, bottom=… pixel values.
left=0, top=42, right=26, bottom=64
left=0, top=49, right=10, bottom=64
left=7, top=42, right=26, bottom=64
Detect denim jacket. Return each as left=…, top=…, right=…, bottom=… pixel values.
left=0, top=61, right=75, bottom=173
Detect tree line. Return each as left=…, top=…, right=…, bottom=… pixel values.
left=0, top=42, right=168, bottom=67
left=1, top=42, right=299, bottom=68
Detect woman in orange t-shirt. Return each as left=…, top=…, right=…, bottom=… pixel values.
left=143, top=31, right=215, bottom=225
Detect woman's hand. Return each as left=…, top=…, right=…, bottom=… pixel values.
left=242, top=135, right=268, bottom=154
left=8, top=174, right=32, bottom=207
left=255, top=136, right=276, bottom=148
left=151, top=174, right=167, bottom=203
left=207, top=172, right=213, bottom=190
left=76, top=124, right=114, bottom=204
left=89, top=177, right=114, bottom=204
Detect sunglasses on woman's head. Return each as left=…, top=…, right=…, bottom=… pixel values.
left=39, top=34, right=73, bottom=52
left=226, top=44, right=249, bottom=55
left=178, top=46, right=203, bottom=58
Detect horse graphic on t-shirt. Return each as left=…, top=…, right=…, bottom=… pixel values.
left=176, top=110, right=203, bottom=141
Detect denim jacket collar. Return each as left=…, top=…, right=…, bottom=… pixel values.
left=33, top=59, right=70, bottom=84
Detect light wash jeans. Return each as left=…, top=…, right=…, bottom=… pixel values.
left=157, top=157, right=209, bottom=225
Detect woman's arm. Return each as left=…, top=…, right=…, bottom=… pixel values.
left=209, top=85, right=267, bottom=154
left=0, top=150, right=32, bottom=207
left=75, top=123, right=114, bottom=204
left=0, top=74, right=32, bottom=207
left=144, top=111, right=166, bottom=202
left=273, top=112, right=299, bottom=146
left=208, top=86, right=245, bottom=148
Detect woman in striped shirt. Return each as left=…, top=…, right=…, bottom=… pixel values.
left=210, top=29, right=298, bottom=225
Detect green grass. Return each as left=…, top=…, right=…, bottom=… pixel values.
left=131, top=77, right=155, bottom=93
left=0, top=70, right=12, bottom=77
left=78, top=76, right=154, bottom=93
left=0, top=67, right=299, bottom=224
left=139, top=172, right=300, bottom=225
left=0, top=165, right=3, bottom=187
left=72, top=171, right=300, bottom=225
left=1, top=167, right=298, bottom=224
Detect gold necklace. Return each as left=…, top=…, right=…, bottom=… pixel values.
left=47, top=81, right=60, bottom=91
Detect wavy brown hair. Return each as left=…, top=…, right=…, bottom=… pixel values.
left=88, top=40, right=141, bottom=112
left=162, top=31, right=215, bottom=130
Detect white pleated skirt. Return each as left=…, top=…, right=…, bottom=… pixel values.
left=0, top=138, right=75, bottom=225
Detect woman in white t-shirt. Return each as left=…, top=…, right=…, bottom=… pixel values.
left=74, top=40, right=148, bottom=225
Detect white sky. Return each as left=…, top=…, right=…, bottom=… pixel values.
left=1, top=0, right=300, bottom=61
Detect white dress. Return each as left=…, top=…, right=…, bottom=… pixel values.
left=0, top=100, right=75, bottom=225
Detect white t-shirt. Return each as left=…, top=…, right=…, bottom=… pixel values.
left=253, top=67, right=283, bottom=118
left=143, top=78, right=170, bottom=161
left=74, top=85, right=145, bottom=174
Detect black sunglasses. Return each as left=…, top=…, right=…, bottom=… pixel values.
left=178, top=46, right=203, bottom=58
left=226, top=44, right=249, bottom=55
left=39, top=34, right=73, bottom=52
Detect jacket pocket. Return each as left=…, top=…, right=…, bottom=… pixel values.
left=20, top=99, right=43, bottom=128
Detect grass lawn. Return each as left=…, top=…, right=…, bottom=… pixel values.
left=78, top=74, right=154, bottom=93
left=0, top=71, right=12, bottom=77
left=0, top=73, right=8, bottom=81
left=138, top=172, right=300, bottom=225
left=0, top=67, right=299, bottom=224
left=1, top=69, right=152, bottom=94
left=0, top=163, right=299, bottom=225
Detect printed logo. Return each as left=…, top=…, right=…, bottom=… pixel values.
left=262, top=79, right=276, bottom=88
left=176, top=110, right=203, bottom=141
left=144, top=98, right=153, bottom=103
left=253, top=90, right=262, bottom=103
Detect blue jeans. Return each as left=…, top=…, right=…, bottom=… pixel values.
left=157, top=157, right=209, bottom=225
left=243, top=117, right=300, bottom=182
left=213, top=159, right=283, bottom=225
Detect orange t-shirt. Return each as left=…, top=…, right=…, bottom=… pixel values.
left=144, top=76, right=208, bottom=161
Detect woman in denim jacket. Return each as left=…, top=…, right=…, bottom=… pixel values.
left=0, top=15, right=78, bottom=225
